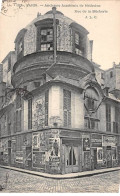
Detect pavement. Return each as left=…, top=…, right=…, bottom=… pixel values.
left=0, top=164, right=120, bottom=179
left=0, top=166, right=120, bottom=192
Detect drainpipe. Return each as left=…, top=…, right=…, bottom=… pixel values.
left=90, top=40, right=93, bottom=62
left=52, top=7, right=57, bottom=64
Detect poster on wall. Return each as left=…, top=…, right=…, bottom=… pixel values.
left=83, top=137, right=90, bottom=151
left=84, top=151, right=91, bottom=170
left=97, top=148, right=103, bottom=162
left=102, top=135, right=117, bottom=147
left=32, top=133, right=40, bottom=150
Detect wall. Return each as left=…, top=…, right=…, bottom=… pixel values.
left=32, top=129, right=60, bottom=174
left=99, top=102, right=106, bottom=132
left=24, top=24, right=36, bottom=56
left=104, top=68, right=116, bottom=91
left=49, top=85, right=62, bottom=127
left=116, top=67, right=120, bottom=90
left=72, top=91, right=84, bottom=129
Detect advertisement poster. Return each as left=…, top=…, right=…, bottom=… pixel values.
left=0, top=0, right=120, bottom=193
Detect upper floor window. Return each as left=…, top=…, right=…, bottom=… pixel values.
left=63, top=89, right=71, bottom=127
left=84, top=87, right=98, bottom=112
left=74, top=32, right=84, bottom=56
left=40, top=28, right=53, bottom=51
left=106, top=104, right=111, bottom=132
left=36, top=27, right=54, bottom=51
left=35, top=18, right=59, bottom=52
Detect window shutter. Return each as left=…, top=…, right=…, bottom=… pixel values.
left=63, top=89, right=71, bottom=127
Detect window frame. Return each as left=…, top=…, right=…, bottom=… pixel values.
left=73, top=30, right=84, bottom=56
left=36, top=24, right=54, bottom=52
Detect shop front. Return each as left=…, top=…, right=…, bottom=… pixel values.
left=103, top=135, right=118, bottom=168
left=91, top=133, right=102, bottom=170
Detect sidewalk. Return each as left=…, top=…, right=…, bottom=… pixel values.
left=0, top=165, right=120, bottom=179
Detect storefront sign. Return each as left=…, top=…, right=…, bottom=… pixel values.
left=103, top=136, right=117, bottom=146
left=16, top=151, right=24, bottom=163
left=91, top=134, right=102, bottom=147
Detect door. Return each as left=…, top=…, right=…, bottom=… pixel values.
left=64, top=145, right=80, bottom=173
left=93, top=149, right=97, bottom=169
left=91, top=149, right=97, bottom=170
left=106, top=150, right=112, bottom=168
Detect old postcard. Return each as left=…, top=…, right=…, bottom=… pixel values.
left=0, top=0, right=120, bottom=193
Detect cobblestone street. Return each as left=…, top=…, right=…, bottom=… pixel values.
left=0, top=168, right=120, bottom=193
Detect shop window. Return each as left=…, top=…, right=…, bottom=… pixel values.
left=28, top=99, right=32, bottom=129
left=63, top=89, right=71, bottom=127
left=37, top=27, right=53, bottom=51
left=74, top=32, right=84, bottom=56
left=106, top=104, right=111, bottom=132
left=45, top=90, right=49, bottom=126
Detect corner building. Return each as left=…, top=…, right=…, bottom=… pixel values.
left=0, top=8, right=120, bottom=174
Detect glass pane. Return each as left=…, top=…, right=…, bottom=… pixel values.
left=75, top=33, right=79, bottom=45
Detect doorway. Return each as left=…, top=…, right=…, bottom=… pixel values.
left=106, top=150, right=112, bottom=168
left=91, top=149, right=97, bottom=170
left=64, top=144, right=80, bottom=173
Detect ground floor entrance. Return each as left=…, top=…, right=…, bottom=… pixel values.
left=62, top=139, right=82, bottom=174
